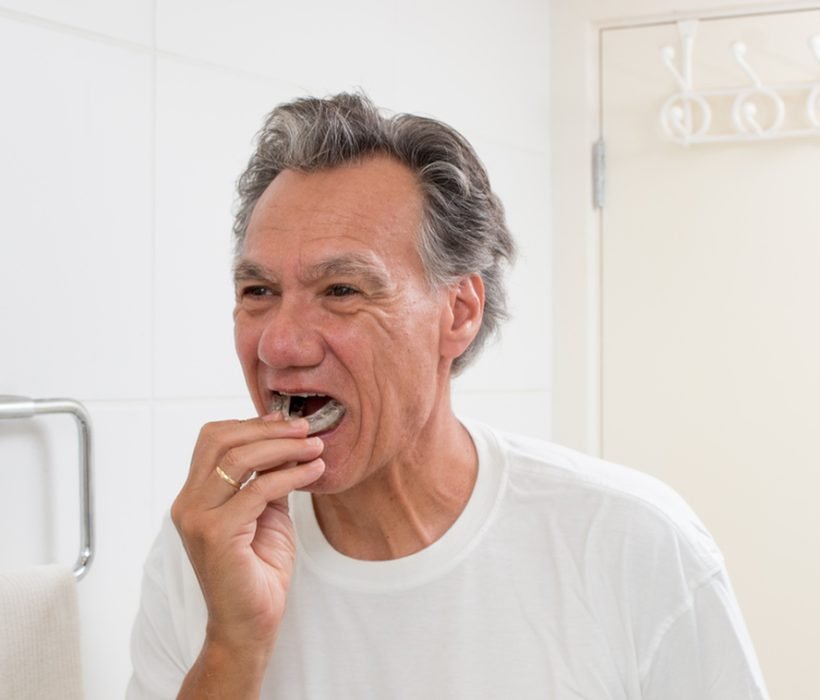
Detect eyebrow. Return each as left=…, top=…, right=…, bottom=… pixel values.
left=233, top=254, right=391, bottom=289
left=233, top=260, right=276, bottom=284
left=304, top=254, right=391, bottom=289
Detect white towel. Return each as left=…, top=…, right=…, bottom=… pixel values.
left=0, top=564, right=84, bottom=700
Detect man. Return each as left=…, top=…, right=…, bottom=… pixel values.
left=129, top=93, right=768, bottom=699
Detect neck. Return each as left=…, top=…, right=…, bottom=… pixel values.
left=311, top=395, right=477, bottom=561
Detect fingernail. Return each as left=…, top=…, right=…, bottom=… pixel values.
left=262, top=411, right=283, bottom=421
left=308, top=436, right=323, bottom=447
left=306, top=458, right=325, bottom=472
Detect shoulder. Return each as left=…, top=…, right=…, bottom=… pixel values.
left=472, top=422, right=724, bottom=576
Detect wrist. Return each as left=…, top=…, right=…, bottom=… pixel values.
left=178, top=635, right=273, bottom=699
left=203, top=628, right=276, bottom=673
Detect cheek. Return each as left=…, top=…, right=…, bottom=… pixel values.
left=374, top=323, right=443, bottom=404
left=234, top=318, right=261, bottom=369
left=390, top=313, right=441, bottom=369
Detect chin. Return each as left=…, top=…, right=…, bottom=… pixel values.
left=302, top=452, right=365, bottom=496
left=298, top=472, right=349, bottom=496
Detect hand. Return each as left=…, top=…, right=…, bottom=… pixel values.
left=171, top=412, right=325, bottom=684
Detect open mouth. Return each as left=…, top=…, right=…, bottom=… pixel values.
left=270, top=392, right=346, bottom=436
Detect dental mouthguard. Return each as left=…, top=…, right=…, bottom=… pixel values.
left=270, top=392, right=345, bottom=435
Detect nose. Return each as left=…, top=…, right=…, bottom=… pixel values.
left=256, top=297, right=325, bottom=370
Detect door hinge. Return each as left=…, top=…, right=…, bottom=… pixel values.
left=593, top=139, right=605, bottom=209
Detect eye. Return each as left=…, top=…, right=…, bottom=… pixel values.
left=240, top=285, right=274, bottom=298
left=326, top=284, right=359, bottom=298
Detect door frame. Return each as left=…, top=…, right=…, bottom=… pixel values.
left=549, top=0, right=820, bottom=455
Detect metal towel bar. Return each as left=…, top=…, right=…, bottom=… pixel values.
left=0, top=395, right=94, bottom=580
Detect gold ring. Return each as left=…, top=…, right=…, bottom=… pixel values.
left=215, top=465, right=241, bottom=490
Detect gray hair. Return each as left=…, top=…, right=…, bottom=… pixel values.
left=233, top=92, right=516, bottom=373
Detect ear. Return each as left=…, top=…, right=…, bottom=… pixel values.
left=439, top=274, right=485, bottom=361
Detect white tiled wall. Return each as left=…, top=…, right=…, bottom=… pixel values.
left=0, top=17, right=153, bottom=401
left=0, top=2, right=550, bottom=696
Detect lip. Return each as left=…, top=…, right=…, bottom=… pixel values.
left=266, top=386, right=340, bottom=402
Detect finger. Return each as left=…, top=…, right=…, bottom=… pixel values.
left=226, top=436, right=324, bottom=480
left=198, top=437, right=323, bottom=508
left=187, top=415, right=310, bottom=487
left=220, top=458, right=326, bottom=522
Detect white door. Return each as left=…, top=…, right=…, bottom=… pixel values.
left=600, top=10, right=820, bottom=698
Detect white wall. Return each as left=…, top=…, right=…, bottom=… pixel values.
left=0, top=2, right=550, bottom=697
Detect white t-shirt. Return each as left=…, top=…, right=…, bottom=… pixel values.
left=128, top=422, right=769, bottom=699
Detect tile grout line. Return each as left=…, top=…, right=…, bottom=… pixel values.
left=0, top=6, right=294, bottom=84
left=78, top=389, right=549, bottom=411
left=82, top=396, right=250, bottom=407
left=149, top=0, right=159, bottom=523
left=453, top=388, right=552, bottom=394
left=0, top=6, right=150, bottom=53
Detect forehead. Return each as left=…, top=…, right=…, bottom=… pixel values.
left=242, top=155, right=425, bottom=271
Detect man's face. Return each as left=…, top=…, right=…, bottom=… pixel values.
left=233, top=155, right=452, bottom=493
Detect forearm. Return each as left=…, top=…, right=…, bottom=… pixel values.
left=177, top=638, right=272, bottom=700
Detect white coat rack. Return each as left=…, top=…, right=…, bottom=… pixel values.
left=660, top=19, right=820, bottom=146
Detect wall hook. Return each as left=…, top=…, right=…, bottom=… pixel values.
left=661, top=19, right=698, bottom=91
left=732, top=42, right=763, bottom=87
left=659, top=20, right=820, bottom=145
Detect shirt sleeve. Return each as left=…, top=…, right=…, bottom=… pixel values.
left=126, top=523, right=190, bottom=700
left=640, top=568, right=769, bottom=700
